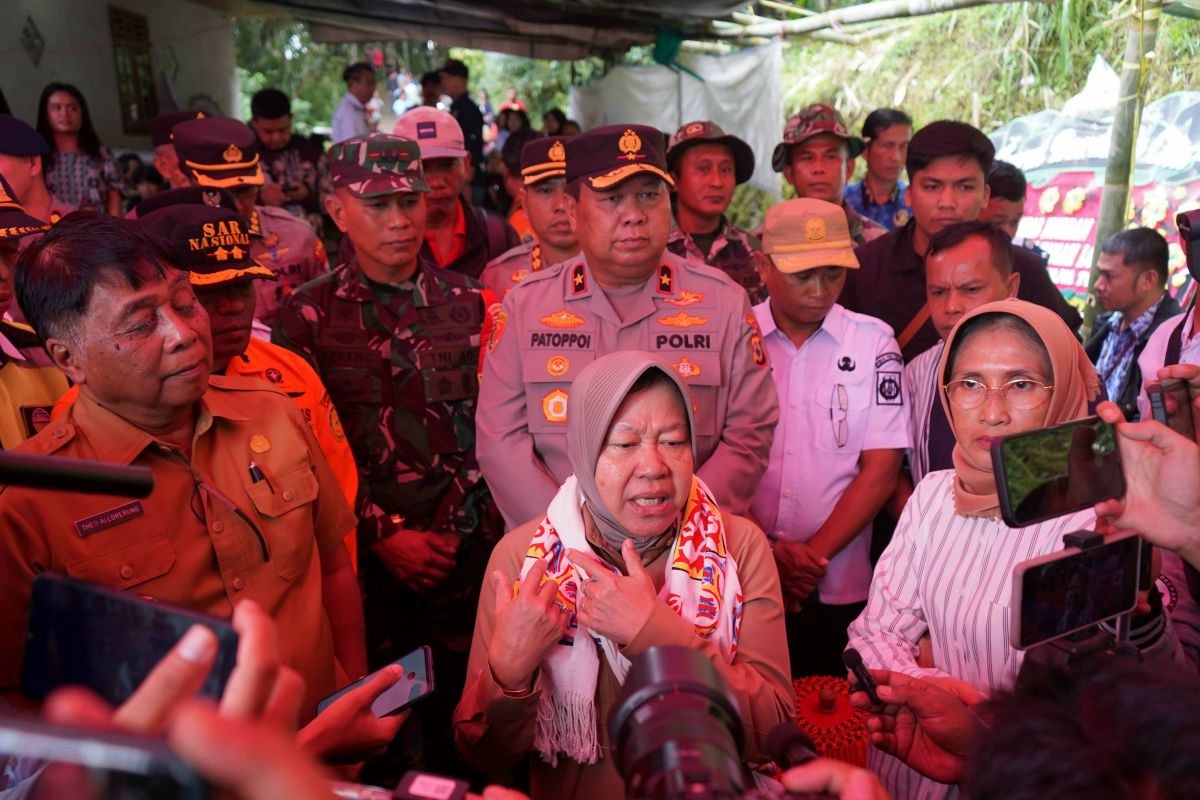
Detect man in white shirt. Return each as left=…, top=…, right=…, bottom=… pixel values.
left=750, top=198, right=910, bottom=677
left=904, top=221, right=1019, bottom=490
left=331, top=62, right=377, bottom=143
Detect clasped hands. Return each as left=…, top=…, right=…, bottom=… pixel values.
left=488, top=538, right=658, bottom=692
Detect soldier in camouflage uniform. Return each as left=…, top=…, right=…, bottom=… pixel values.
left=272, top=133, right=501, bottom=780
left=666, top=120, right=766, bottom=304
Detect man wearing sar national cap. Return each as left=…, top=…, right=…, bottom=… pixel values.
left=748, top=198, right=909, bottom=678
left=476, top=123, right=779, bottom=529
left=666, top=120, right=766, bottom=304
left=172, top=116, right=328, bottom=329
left=0, top=210, right=362, bottom=719
left=480, top=136, right=580, bottom=296
left=272, top=133, right=503, bottom=778
left=53, top=190, right=362, bottom=574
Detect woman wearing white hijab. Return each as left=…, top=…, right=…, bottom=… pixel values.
left=454, top=351, right=793, bottom=799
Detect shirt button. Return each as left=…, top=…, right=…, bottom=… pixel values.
left=789, top=400, right=798, bottom=409
left=786, top=447, right=796, bottom=455
left=212, top=521, right=224, bottom=533
left=232, top=577, right=245, bottom=591
left=52, top=427, right=67, bottom=439
left=156, top=444, right=171, bottom=454
left=282, top=490, right=295, bottom=502
left=783, top=490, right=792, bottom=498
left=119, top=565, right=134, bottom=580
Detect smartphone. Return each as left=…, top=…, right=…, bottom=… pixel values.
left=22, top=573, right=239, bottom=705
left=0, top=713, right=209, bottom=800
left=1010, top=530, right=1142, bottom=650
left=992, top=416, right=1126, bottom=528
left=1147, top=378, right=1196, bottom=440
left=316, top=644, right=434, bottom=717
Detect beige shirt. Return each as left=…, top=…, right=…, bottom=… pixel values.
left=453, top=511, right=794, bottom=800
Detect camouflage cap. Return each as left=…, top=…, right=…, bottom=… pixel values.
left=667, top=120, right=756, bottom=185
left=771, top=104, right=864, bottom=173
left=0, top=173, right=48, bottom=241
left=328, top=133, right=430, bottom=198
left=139, top=205, right=276, bottom=286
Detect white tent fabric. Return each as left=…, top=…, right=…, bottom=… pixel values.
left=568, top=42, right=784, bottom=194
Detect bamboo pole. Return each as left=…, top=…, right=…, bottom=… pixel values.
left=714, top=0, right=1027, bottom=38
left=1082, top=0, right=1162, bottom=338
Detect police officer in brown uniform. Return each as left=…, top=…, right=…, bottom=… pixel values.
left=480, top=136, right=580, bottom=296
left=476, top=124, right=779, bottom=530
left=0, top=212, right=364, bottom=716
left=665, top=120, right=765, bottom=304
left=172, top=117, right=329, bottom=329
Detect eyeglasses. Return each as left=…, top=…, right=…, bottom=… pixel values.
left=189, top=479, right=270, bottom=562
left=829, top=383, right=848, bottom=448
left=943, top=378, right=1054, bottom=410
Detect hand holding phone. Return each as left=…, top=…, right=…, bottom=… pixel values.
left=300, top=661, right=413, bottom=764
left=1147, top=377, right=1196, bottom=441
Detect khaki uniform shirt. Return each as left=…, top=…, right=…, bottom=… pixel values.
left=0, top=376, right=356, bottom=714
left=249, top=205, right=329, bottom=329
left=0, top=327, right=68, bottom=448
left=479, top=241, right=558, bottom=297
left=476, top=250, right=779, bottom=530
left=453, top=512, right=794, bottom=800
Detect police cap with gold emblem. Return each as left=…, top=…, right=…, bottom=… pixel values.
left=0, top=114, right=49, bottom=157
left=131, top=186, right=238, bottom=219
left=139, top=205, right=276, bottom=286
left=0, top=173, right=48, bottom=241
left=565, top=124, right=674, bottom=190
left=762, top=198, right=860, bottom=273
left=666, top=121, right=755, bottom=185
left=771, top=105, right=864, bottom=173
left=172, top=117, right=265, bottom=189
left=149, top=109, right=206, bottom=148
left=520, top=136, right=571, bottom=186
left=327, top=133, right=430, bottom=198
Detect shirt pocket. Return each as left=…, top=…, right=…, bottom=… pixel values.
left=813, top=377, right=872, bottom=453
left=654, top=350, right=723, bottom=440
left=246, top=463, right=319, bottom=582
left=65, top=533, right=176, bottom=591
left=522, top=349, right=596, bottom=434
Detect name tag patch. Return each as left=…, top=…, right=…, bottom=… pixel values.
left=530, top=332, right=592, bottom=349
left=75, top=501, right=145, bottom=537
left=655, top=333, right=711, bottom=349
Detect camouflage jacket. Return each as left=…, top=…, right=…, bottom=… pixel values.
left=272, top=259, right=503, bottom=636
left=667, top=217, right=765, bottom=304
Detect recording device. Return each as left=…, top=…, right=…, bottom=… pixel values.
left=841, top=648, right=880, bottom=707
left=992, top=415, right=1126, bottom=528
left=610, top=646, right=833, bottom=800
left=22, top=573, right=239, bottom=706
left=0, top=713, right=210, bottom=799
left=316, top=644, right=435, bottom=717
left=0, top=451, right=153, bottom=496
left=1010, top=530, right=1142, bottom=650
left=1147, top=378, right=1196, bottom=441
left=1177, top=210, right=1200, bottom=282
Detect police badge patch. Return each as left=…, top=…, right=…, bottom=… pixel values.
left=876, top=371, right=902, bottom=405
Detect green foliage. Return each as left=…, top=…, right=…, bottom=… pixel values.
left=448, top=49, right=608, bottom=120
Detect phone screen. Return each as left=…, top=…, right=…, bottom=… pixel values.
left=22, top=574, right=239, bottom=706
left=1152, top=378, right=1196, bottom=441
left=1013, top=533, right=1142, bottom=649
left=316, top=645, right=434, bottom=717
left=992, top=416, right=1125, bottom=527
left=0, top=715, right=209, bottom=800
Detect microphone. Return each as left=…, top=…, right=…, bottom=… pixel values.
left=0, top=452, right=154, bottom=497
left=842, top=648, right=881, bottom=706
left=766, top=722, right=819, bottom=770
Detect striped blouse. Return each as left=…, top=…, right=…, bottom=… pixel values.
left=847, top=469, right=1097, bottom=799
left=903, top=342, right=943, bottom=486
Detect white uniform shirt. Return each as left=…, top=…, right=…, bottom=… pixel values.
left=1136, top=306, right=1194, bottom=419
left=332, top=92, right=371, bottom=143
left=904, top=340, right=943, bottom=486
left=848, top=470, right=1098, bottom=799
left=750, top=301, right=911, bottom=605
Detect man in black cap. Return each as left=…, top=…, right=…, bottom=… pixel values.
left=0, top=172, right=67, bottom=442
left=172, top=116, right=328, bottom=329
left=148, top=109, right=206, bottom=190
left=475, top=123, right=779, bottom=529
left=249, top=89, right=325, bottom=223
left=840, top=119, right=1081, bottom=362
left=666, top=120, right=764, bottom=303
left=441, top=59, right=486, bottom=205
left=0, top=114, right=74, bottom=226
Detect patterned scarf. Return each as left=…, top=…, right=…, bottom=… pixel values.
left=517, top=474, right=744, bottom=766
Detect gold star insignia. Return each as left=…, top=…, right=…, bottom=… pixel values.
left=574, top=272, right=585, bottom=287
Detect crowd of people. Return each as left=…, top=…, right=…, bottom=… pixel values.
left=1, top=55, right=1200, bottom=800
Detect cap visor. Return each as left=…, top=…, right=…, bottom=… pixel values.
left=189, top=262, right=278, bottom=286
left=586, top=164, right=675, bottom=190
left=0, top=214, right=49, bottom=240
left=524, top=169, right=566, bottom=186
left=345, top=175, right=432, bottom=198
left=768, top=248, right=859, bottom=273
left=192, top=164, right=265, bottom=188
left=418, top=145, right=468, bottom=160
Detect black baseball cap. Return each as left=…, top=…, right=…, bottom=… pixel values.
left=131, top=186, right=238, bottom=219
left=139, top=205, right=275, bottom=286
left=0, top=114, right=48, bottom=157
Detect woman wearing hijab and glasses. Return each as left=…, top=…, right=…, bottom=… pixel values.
left=846, top=299, right=1187, bottom=799
left=454, top=351, right=793, bottom=800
